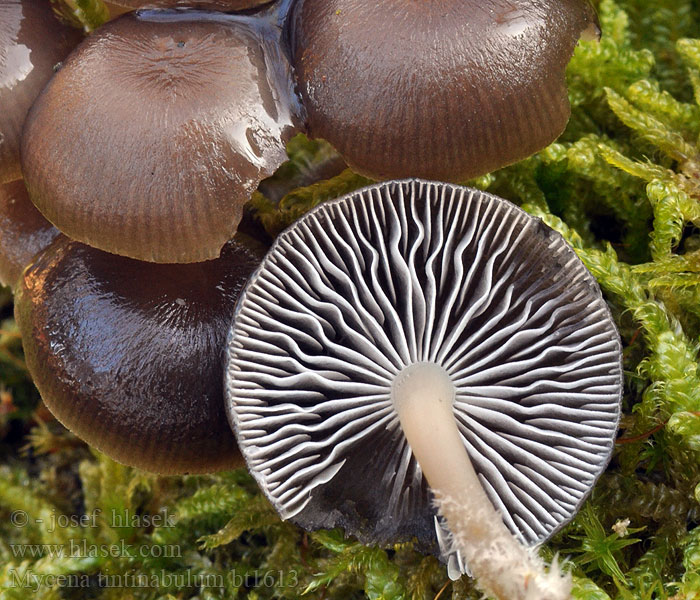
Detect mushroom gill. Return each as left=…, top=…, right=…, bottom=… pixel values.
left=225, top=179, right=622, bottom=597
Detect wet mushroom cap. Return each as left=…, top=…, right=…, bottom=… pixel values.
left=226, top=179, right=622, bottom=556
left=16, top=234, right=264, bottom=474
left=0, top=179, right=58, bottom=289
left=0, top=0, right=81, bottom=184
left=288, top=0, right=599, bottom=181
left=21, top=10, right=304, bottom=263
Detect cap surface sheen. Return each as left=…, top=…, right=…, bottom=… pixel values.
left=16, top=235, right=263, bottom=474
left=289, top=0, right=599, bottom=181
left=0, top=178, right=58, bottom=289
left=226, top=179, right=622, bottom=555
left=0, top=0, right=81, bottom=183
left=21, top=10, right=304, bottom=263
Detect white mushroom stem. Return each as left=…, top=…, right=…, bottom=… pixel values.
left=391, top=362, right=572, bottom=600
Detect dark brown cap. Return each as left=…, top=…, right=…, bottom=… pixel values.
left=21, top=10, right=304, bottom=263
left=288, top=0, right=598, bottom=181
left=16, top=234, right=264, bottom=474
left=0, top=179, right=58, bottom=289
left=0, top=0, right=81, bottom=184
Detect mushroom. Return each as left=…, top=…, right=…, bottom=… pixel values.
left=287, top=0, right=599, bottom=181
left=21, top=8, right=304, bottom=263
left=15, top=233, right=264, bottom=474
left=0, top=178, right=58, bottom=290
left=0, top=0, right=82, bottom=184
left=225, top=180, right=622, bottom=598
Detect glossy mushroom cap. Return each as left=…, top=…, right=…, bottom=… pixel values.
left=0, top=179, right=58, bottom=289
left=0, top=0, right=81, bottom=184
left=288, top=0, right=599, bottom=181
left=16, top=234, right=264, bottom=474
left=226, top=180, right=622, bottom=566
left=21, top=10, right=304, bottom=263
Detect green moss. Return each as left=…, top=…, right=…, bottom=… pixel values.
left=2, top=0, right=700, bottom=598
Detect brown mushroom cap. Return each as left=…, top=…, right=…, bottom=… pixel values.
left=15, top=234, right=264, bottom=474
left=0, top=179, right=58, bottom=289
left=288, top=0, right=598, bottom=181
left=21, top=10, right=304, bottom=263
left=0, top=0, right=81, bottom=184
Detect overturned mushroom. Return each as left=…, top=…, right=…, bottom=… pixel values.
left=0, top=178, right=58, bottom=289
left=21, top=9, right=304, bottom=263
left=16, top=234, right=263, bottom=473
left=0, top=0, right=81, bottom=183
left=225, top=180, right=622, bottom=598
left=288, top=0, right=599, bottom=181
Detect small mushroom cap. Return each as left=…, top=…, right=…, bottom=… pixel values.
left=226, top=179, right=622, bottom=553
left=21, top=10, right=304, bottom=263
left=289, top=0, right=598, bottom=181
left=0, top=0, right=81, bottom=184
left=0, top=179, right=58, bottom=289
left=16, top=234, right=264, bottom=474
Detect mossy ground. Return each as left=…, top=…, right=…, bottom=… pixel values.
left=1, top=0, right=700, bottom=598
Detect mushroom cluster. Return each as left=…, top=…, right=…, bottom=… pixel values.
left=1, top=0, right=618, bottom=592
left=2, top=0, right=600, bottom=472
left=3, top=0, right=301, bottom=473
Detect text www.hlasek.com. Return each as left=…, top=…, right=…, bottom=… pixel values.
left=10, top=539, right=181, bottom=559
